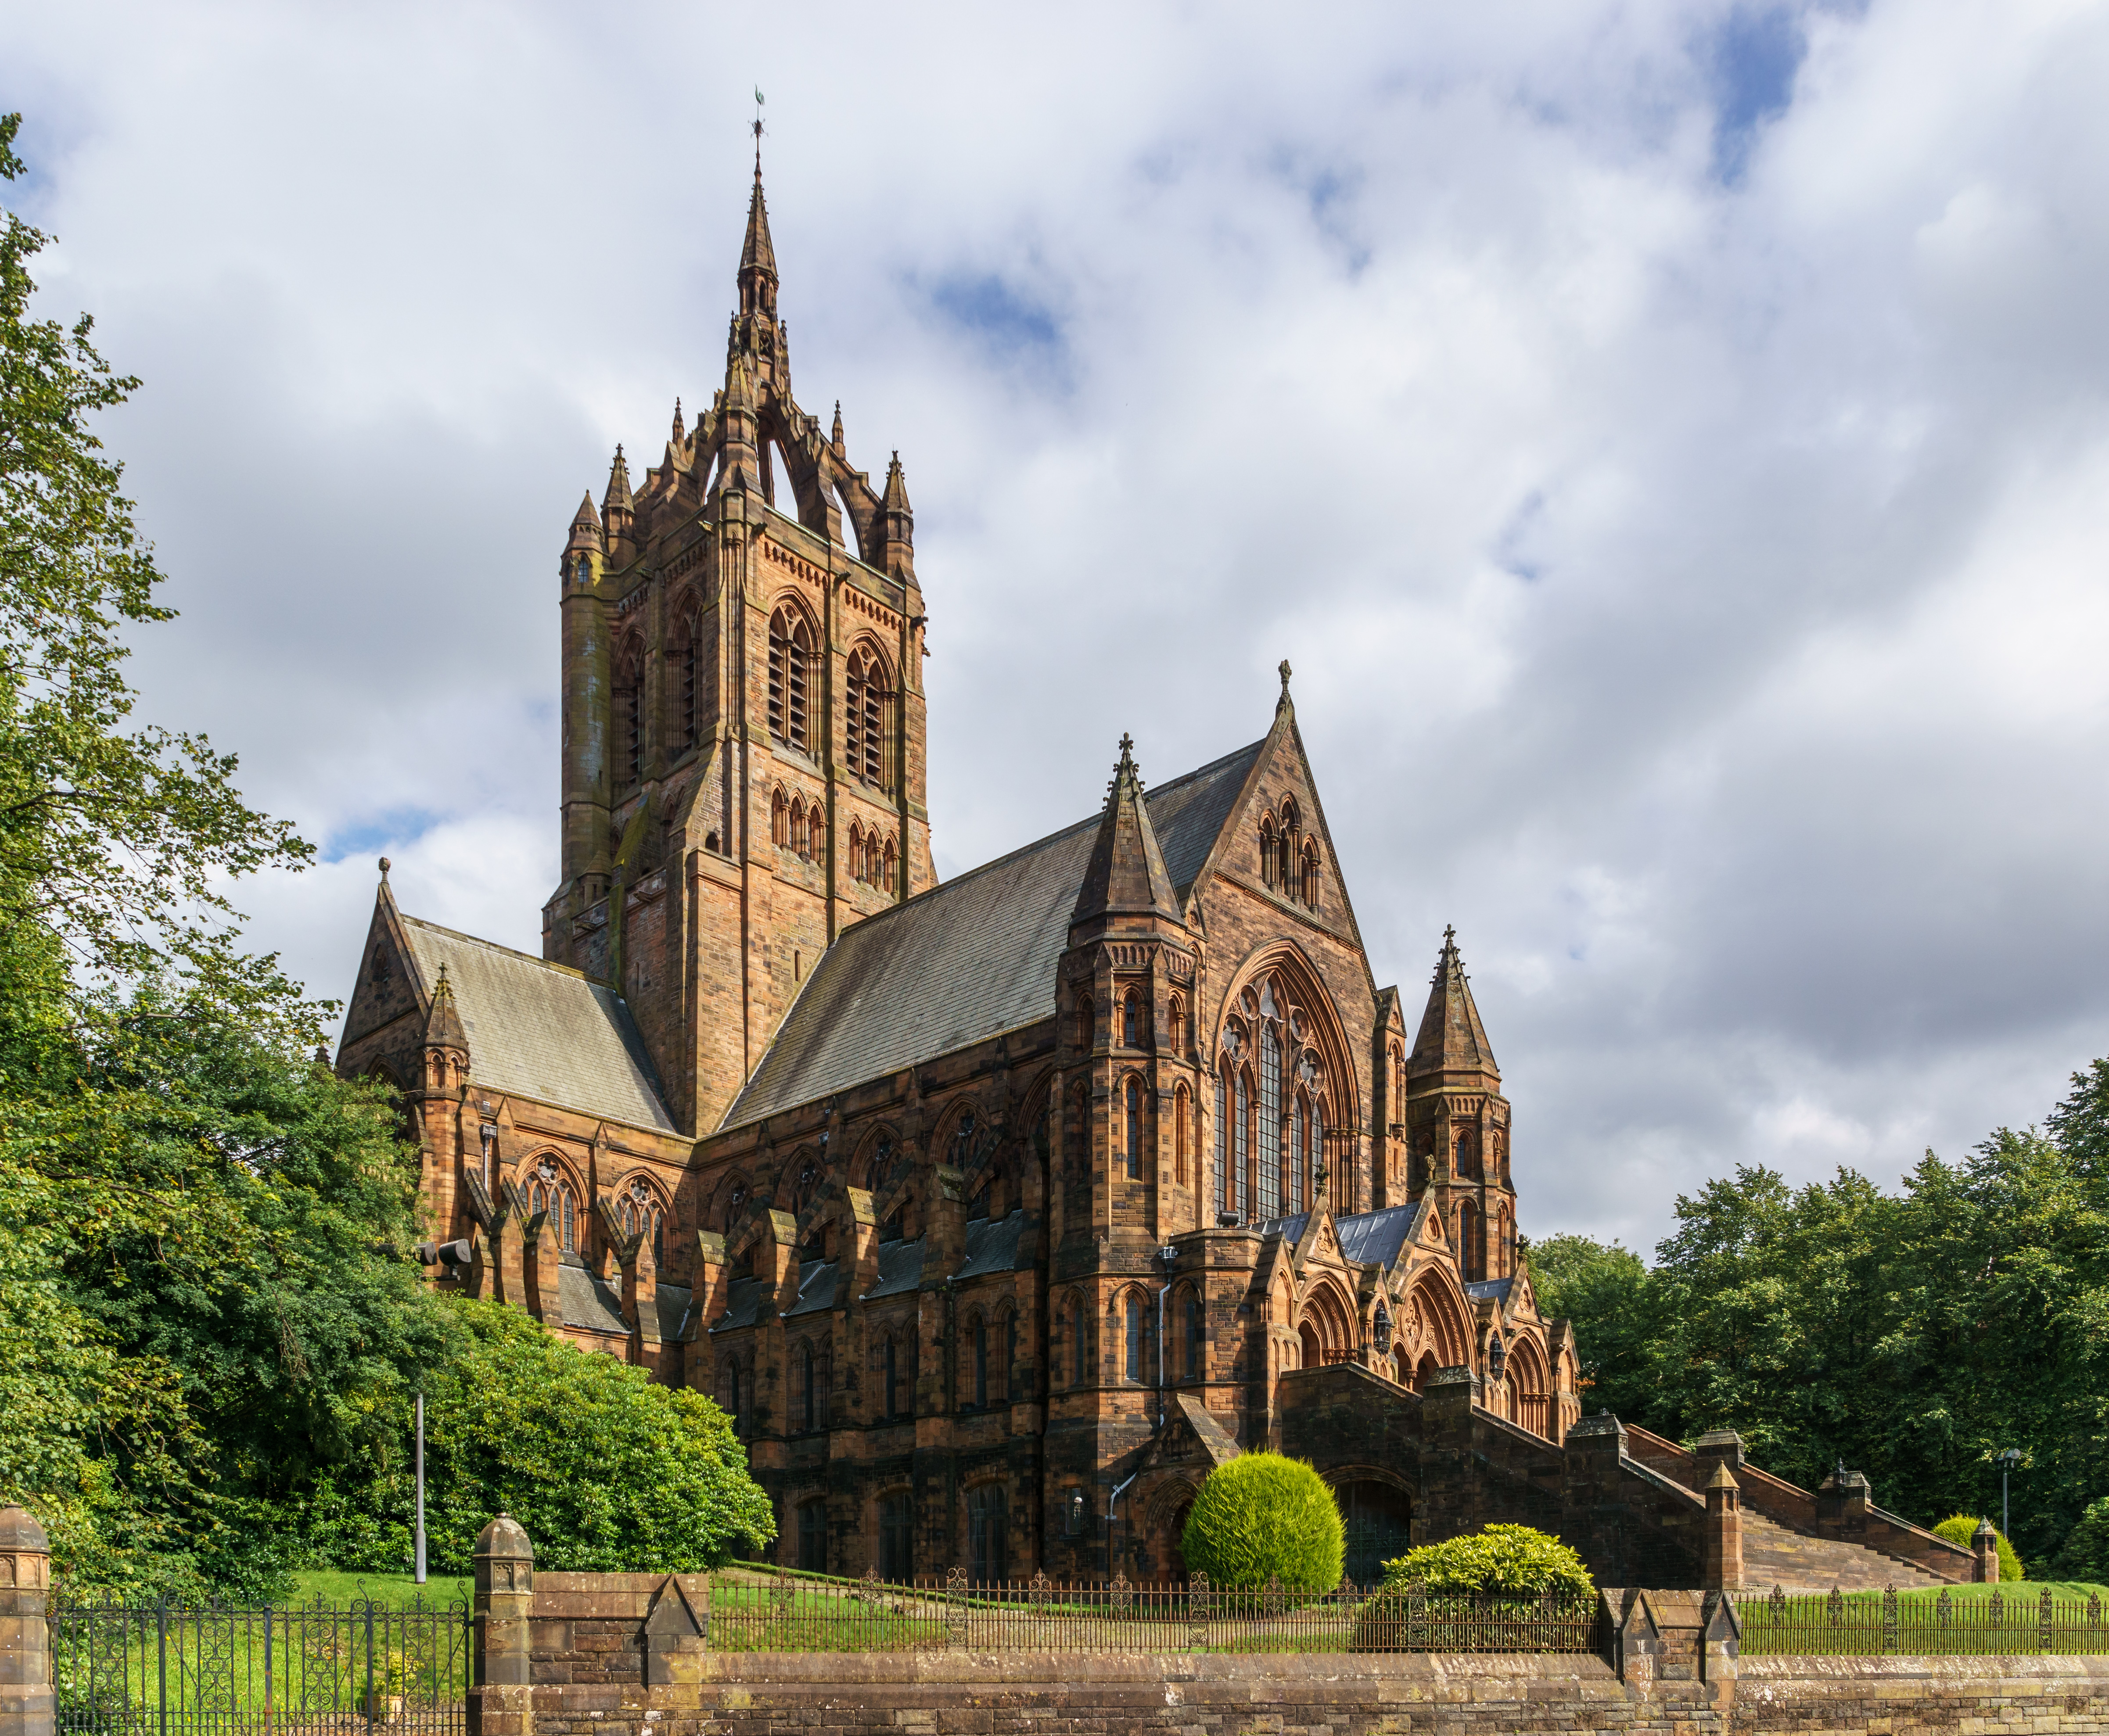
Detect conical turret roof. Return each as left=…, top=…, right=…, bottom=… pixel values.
left=602, top=445, right=632, bottom=515
left=1072, top=735, right=1182, bottom=925
left=424, top=962, right=469, bottom=1052
left=881, top=450, right=912, bottom=513
left=1409, top=927, right=1498, bottom=1079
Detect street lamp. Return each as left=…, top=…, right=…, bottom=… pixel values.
left=1997, top=1448, right=2022, bottom=1541
left=414, top=1391, right=428, bottom=1585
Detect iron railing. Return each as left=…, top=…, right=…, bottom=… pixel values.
left=1735, top=1585, right=2109, bottom=1656
left=49, top=1596, right=472, bottom=1736
left=706, top=1566, right=1602, bottom=1654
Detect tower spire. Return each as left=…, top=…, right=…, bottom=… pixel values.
left=1410, top=926, right=1499, bottom=1080
left=738, top=130, right=779, bottom=320
left=1072, top=734, right=1181, bottom=926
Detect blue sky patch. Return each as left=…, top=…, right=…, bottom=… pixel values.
left=920, top=271, right=1068, bottom=384
left=324, top=807, right=440, bottom=864
left=1707, top=4, right=1810, bottom=183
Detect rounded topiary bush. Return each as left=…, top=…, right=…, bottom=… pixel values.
left=1179, top=1453, right=1344, bottom=1593
left=1933, top=1515, right=2023, bottom=1583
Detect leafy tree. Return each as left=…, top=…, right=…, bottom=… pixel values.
left=1525, top=1233, right=1654, bottom=1421
left=2052, top=1497, right=2109, bottom=1584
left=1180, top=1453, right=1343, bottom=1592
left=306, top=1298, right=775, bottom=1575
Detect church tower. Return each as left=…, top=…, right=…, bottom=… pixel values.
left=1403, top=929, right=1517, bottom=1285
left=543, top=161, right=936, bottom=1136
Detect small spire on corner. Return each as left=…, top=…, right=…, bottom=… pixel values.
left=831, top=400, right=844, bottom=451
left=378, top=856, right=392, bottom=882
left=672, top=397, right=685, bottom=443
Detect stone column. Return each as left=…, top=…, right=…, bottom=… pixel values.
left=469, top=1513, right=534, bottom=1736
left=1702, top=1462, right=1743, bottom=1590
left=0, top=1507, right=52, bottom=1736
left=1973, top=1519, right=2000, bottom=1584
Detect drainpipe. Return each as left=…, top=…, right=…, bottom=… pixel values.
left=1109, top=1471, right=1139, bottom=1577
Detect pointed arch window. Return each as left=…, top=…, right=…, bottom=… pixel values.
left=1124, top=1076, right=1144, bottom=1181
left=1214, top=1068, right=1228, bottom=1217
left=1233, top=1072, right=1250, bottom=1220
left=845, top=644, right=891, bottom=791
left=529, top=1159, right=578, bottom=1254
left=1257, top=1021, right=1282, bottom=1222
left=884, top=1333, right=900, bottom=1419
left=1173, top=1085, right=1190, bottom=1187
left=973, top=1316, right=988, bottom=1408
left=1289, top=1095, right=1305, bottom=1216
left=1183, top=1289, right=1202, bottom=1381
left=1123, top=1292, right=1144, bottom=1383
left=1169, top=994, right=1186, bottom=1055
left=800, top=1341, right=817, bottom=1431
left=672, top=604, right=707, bottom=752
left=1300, top=843, right=1321, bottom=909
left=881, top=834, right=897, bottom=890
left=772, top=788, right=790, bottom=848
left=768, top=605, right=813, bottom=753
left=1258, top=817, right=1278, bottom=889
left=807, top=803, right=826, bottom=864
left=1122, top=989, right=1142, bottom=1048
left=614, top=637, right=644, bottom=789
left=1071, top=1299, right=1088, bottom=1388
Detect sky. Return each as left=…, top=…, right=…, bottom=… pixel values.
left=6, top=0, right=2108, bottom=1255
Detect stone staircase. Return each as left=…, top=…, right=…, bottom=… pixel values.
left=1739, top=1509, right=1949, bottom=1592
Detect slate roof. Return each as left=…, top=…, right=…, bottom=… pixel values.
left=723, top=741, right=1262, bottom=1130
left=556, top=1267, right=690, bottom=1339
left=398, top=917, right=676, bottom=1133
left=956, top=1210, right=1028, bottom=1280
left=864, top=1236, right=928, bottom=1300
left=785, top=1258, right=840, bottom=1319
left=1465, top=1277, right=1515, bottom=1305
left=710, top=1276, right=769, bottom=1334
left=1336, top=1205, right=1419, bottom=1271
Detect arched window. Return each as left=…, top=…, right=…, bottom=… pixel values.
left=1289, top=1094, right=1304, bottom=1216
left=952, top=1109, right=977, bottom=1170
left=1214, top=1068, right=1228, bottom=1216
left=1074, top=989, right=1093, bottom=1050
left=788, top=796, right=806, bottom=860
left=797, top=1497, right=826, bottom=1572
left=772, top=787, right=790, bottom=847
left=1173, top=1085, right=1190, bottom=1187
left=720, top=1178, right=747, bottom=1233
left=1257, top=1021, right=1282, bottom=1221
left=614, top=637, right=644, bottom=789
left=1459, top=1200, right=1480, bottom=1283
left=725, top=1358, right=744, bottom=1435
left=768, top=604, right=813, bottom=753
left=1169, top=994, right=1186, bottom=1055
left=884, top=1333, right=899, bottom=1419
left=1234, top=1072, right=1250, bottom=1219
left=1183, top=1289, right=1202, bottom=1381
left=1071, top=1300, right=1088, bottom=1388
left=881, top=834, right=897, bottom=890
left=1122, top=989, right=1141, bottom=1048
left=528, top=1159, right=579, bottom=1254
left=800, top=1341, right=817, bottom=1431
left=672, top=604, right=704, bottom=752
left=561, top=1187, right=575, bottom=1252
left=1258, top=817, right=1277, bottom=888
left=1123, top=1292, right=1144, bottom=1382
left=1300, top=843, right=1321, bottom=909
left=1124, top=1076, right=1144, bottom=1181
left=848, top=822, right=864, bottom=883
left=845, top=643, right=889, bottom=790
left=972, top=1316, right=989, bottom=1408
left=807, top=803, right=826, bottom=864
left=1002, top=1310, right=1018, bottom=1401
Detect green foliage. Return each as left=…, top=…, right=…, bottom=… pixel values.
left=1180, top=1453, right=1343, bottom=1593
left=308, top=1298, right=775, bottom=1574
left=2053, top=1497, right=2109, bottom=1583
left=1932, top=1516, right=2023, bottom=1584
left=1535, top=1073, right=2109, bottom=1571
left=1379, top=1524, right=1594, bottom=1597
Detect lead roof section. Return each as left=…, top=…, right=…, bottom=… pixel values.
left=722, top=740, right=1263, bottom=1130
left=398, top=916, right=676, bottom=1133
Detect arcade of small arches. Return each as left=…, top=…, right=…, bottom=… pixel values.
left=1257, top=796, right=1323, bottom=911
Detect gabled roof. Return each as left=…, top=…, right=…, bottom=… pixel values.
left=396, top=917, right=677, bottom=1133
left=1336, top=1204, right=1419, bottom=1271
left=721, top=741, right=1261, bottom=1131
left=956, top=1209, right=1028, bottom=1281
left=864, top=1236, right=928, bottom=1300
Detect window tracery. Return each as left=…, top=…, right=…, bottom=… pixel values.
left=614, top=637, right=644, bottom=790
left=1214, top=968, right=1340, bottom=1223
left=529, top=1156, right=578, bottom=1253
left=845, top=643, right=891, bottom=790
left=767, top=604, right=813, bottom=753
left=1173, top=1084, right=1190, bottom=1187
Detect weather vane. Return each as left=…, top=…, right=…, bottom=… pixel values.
left=752, top=87, right=765, bottom=167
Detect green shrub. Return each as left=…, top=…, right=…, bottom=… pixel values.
left=1932, top=1515, right=2023, bottom=1583
left=1378, top=1524, right=1594, bottom=1597
left=2054, top=1498, right=2109, bottom=1583
left=1179, top=1453, right=1343, bottom=1592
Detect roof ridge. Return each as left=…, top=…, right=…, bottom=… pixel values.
left=401, top=914, right=593, bottom=980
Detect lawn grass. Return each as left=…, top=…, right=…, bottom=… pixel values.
left=287, top=1570, right=471, bottom=1610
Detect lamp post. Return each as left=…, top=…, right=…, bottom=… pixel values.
left=1997, top=1447, right=2021, bottom=1542
left=414, top=1391, right=427, bottom=1584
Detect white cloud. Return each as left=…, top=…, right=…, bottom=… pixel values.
left=6, top=0, right=2108, bottom=1254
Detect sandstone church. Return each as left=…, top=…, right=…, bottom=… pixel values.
left=334, top=162, right=1590, bottom=1589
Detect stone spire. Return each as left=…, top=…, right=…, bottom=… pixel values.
left=423, top=962, right=469, bottom=1053
left=876, top=450, right=915, bottom=578
left=671, top=396, right=685, bottom=445
left=1409, top=926, right=1499, bottom=1080
left=831, top=400, right=844, bottom=452
left=601, top=445, right=634, bottom=564
left=564, top=491, right=601, bottom=572
left=739, top=163, right=779, bottom=319
left=1072, top=734, right=1182, bottom=926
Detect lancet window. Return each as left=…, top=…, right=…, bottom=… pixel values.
left=614, top=637, right=644, bottom=790
left=845, top=643, right=890, bottom=790
left=1214, top=972, right=1338, bottom=1225
left=1173, top=1085, right=1191, bottom=1187
left=768, top=604, right=813, bottom=753
left=618, top=1178, right=665, bottom=1268
left=528, top=1158, right=578, bottom=1253
left=1123, top=1076, right=1144, bottom=1181
left=672, top=601, right=709, bottom=753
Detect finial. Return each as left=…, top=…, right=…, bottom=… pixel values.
left=672, top=397, right=683, bottom=439
left=378, top=857, right=391, bottom=879
left=437, top=961, right=450, bottom=988
left=1279, top=658, right=1292, bottom=693
left=752, top=87, right=765, bottom=172
left=1444, top=923, right=1455, bottom=943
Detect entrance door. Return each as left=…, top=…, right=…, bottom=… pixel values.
left=1337, top=1480, right=1412, bottom=1585
left=968, top=1483, right=1008, bottom=1584
left=797, top=1498, right=827, bottom=1572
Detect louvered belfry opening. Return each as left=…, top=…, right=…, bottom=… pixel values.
left=769, top=605, right=812, bottom=752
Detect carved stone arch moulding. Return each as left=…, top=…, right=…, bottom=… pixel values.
left=1214, top=940, right=1362, bottom=1138
left=1401, top=1266, right=1474, bottom=1369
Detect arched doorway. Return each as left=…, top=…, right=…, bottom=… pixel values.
left=1299, top=1322, right=1321, bottom=1369
left=1337, top=1479, right=1413, bottom=1586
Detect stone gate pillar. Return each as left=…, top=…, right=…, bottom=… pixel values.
left=470, top=1512, right=534, bottom=1736
left=1702, top=1462, right=1743, bottom=1591
left=1973, top=1519, right=2000, bottom=1584
left=0, top=1505, right=52, bottom=1736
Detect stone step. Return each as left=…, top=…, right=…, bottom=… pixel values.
left=1738, top=1510, right=1948, bottom=1593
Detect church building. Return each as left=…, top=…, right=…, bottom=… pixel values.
left=334, top=162, right=1584, bottom=1589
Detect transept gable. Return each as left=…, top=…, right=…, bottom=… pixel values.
left=339, top=867, right=428, bottom=1057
